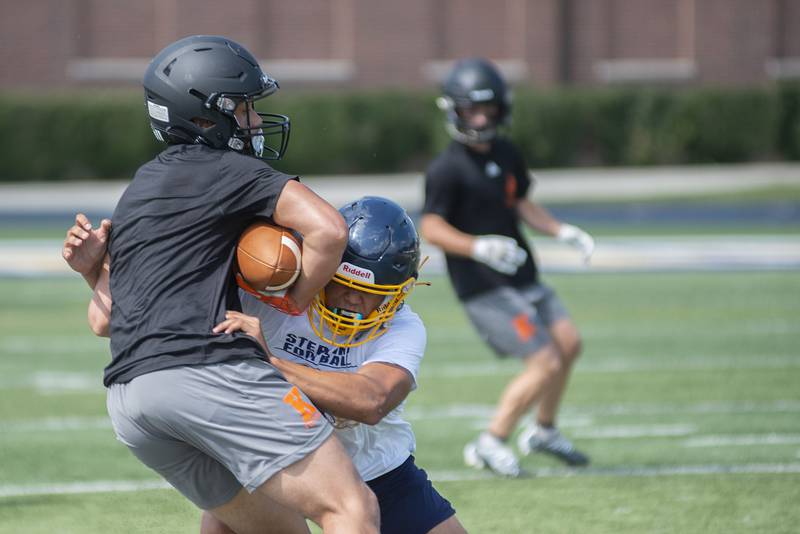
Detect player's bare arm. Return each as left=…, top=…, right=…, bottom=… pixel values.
left=421, top=212, right=527, bottom=275
left=419, top=213, right=474, bottom=258
left=515, top=198, right=561, bottom=236
left=271, top=358, right=413, bottom=426
left=517, top=198, right=595, bottom=263
left=62, top=213, right=111, bottom=288
left=272, top=180, right=348, bottom=310
left=212, top=309, right=413, bottom=424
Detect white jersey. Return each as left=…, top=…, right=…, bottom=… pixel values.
left=242, top=292, right=426, bottom=481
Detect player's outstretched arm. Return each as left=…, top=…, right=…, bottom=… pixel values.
left=272, top=181, right=347, bottom=311
left=419, top=213, right=475, bottom=258
left=271, top=359, right=413, bottom=426
left=515, top=198, right=561, bottom=236
left=517, top=198, right=595, bottom=263
left=421, top=213, right=526, bottom=274
left=62, top=213, right=111, bottom=289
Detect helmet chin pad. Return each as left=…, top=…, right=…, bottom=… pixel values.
left=307, top=275, right=415, bottom=348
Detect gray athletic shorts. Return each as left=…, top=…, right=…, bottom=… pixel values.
left=106, top=359, right=333, bottom=510
left=463, top=283, right=570, bottom=358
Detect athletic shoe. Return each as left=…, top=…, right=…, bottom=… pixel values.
left=517, top=425, right=590, bottom=466
left=463, top=432, right=523, bottom=477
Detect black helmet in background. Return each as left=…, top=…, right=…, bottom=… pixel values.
left=437, top=58, right=511, bottom=144
left=143, top=35, right=290, bottom=160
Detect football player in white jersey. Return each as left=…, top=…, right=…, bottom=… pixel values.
left=205, top=196, right=468, bottom=534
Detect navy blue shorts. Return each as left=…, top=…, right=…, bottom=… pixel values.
left=367, top=455, right=456, bottom=534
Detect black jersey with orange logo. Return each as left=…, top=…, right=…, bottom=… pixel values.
left=423, top=138, right=539, bottom=300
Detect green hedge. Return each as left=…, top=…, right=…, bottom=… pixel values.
left=0, top=85, right=796, bottom=181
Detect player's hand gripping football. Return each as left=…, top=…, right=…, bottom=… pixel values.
left=62, top=213, right=112, bottom=277
left=471, top=235, right=528, bottom=275
left=213, top=310, right=270, bottom=357
left=557, top=223, right=595, bottom=264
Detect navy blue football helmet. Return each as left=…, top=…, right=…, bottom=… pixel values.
left=437, top=58, right=511, bottom=144
left=308, top=196, right=421, bottom=347
left=143, top=35, right=290, bottom=159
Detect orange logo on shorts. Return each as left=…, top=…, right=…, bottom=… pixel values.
left=512, top=313, right=536, bottom=342
left=283, top=386, right=321, bottom=428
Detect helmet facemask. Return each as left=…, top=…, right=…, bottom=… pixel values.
left=308, top=269, right=417, bottom=348
left=207, top=83, right=290, bottom=160
left=437, top=96, right=504, bottom=144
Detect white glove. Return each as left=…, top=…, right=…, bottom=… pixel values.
left=471, top=235, right=528, bottom=275
left=557, top=223, right=595, bottom=264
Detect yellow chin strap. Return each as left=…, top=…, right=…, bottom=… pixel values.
left=307, top=273, right=417, bottom=348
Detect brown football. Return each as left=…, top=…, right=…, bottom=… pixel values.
left=236, top=221, right=302, bottom=292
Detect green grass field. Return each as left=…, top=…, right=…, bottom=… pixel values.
left=1, top=269, right=799, bottom=533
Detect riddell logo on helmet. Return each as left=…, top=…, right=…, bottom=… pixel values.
left=338, top=262, right=375, bottom=283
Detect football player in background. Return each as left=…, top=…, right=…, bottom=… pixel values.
left=62, top=35, right=379, bottom=533
left=420, top=58, right=595, bottom=477
left=204, top=196, right=468, bottom=534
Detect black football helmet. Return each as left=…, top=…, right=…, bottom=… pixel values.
left=308, top=196, right=421, bottom=347
left=437, top=58, right=511, bottom=144
left=143, top=35, right=290, bottom=160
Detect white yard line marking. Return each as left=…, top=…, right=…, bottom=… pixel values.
left=0, top=335, right=107, bottom=352
left=683, top=434, right=800, bottom=447
left=0, top=372, right=102, bottom=393
left=0, top=416, right=111, bottom=432
left=429, top=463, right=800, bottom=482
left=5, top=235, right=800, bottom=276
left=4, top=463, right=800, bottom=498
left=420, top=355, right=800, bottom=378
left=3, top=401, right=797, bottom=434
left=572, top=424, right=697, bottom=439
left=3, top=352, right=797, bottom=393
left=464, top=421, right=699, bottom=437
left=0, top=480, right=170, bottom=498
left=427, top=321, right=799, bottom=343
left=405, top=400, right=800, bottom=420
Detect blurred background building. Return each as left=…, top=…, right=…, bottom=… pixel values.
left=2, top=0, right=799, bottom=90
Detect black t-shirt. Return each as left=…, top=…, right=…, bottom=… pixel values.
left=104, top=144, right=295, bottom=386
left=423, top=138, right=539, bottom=300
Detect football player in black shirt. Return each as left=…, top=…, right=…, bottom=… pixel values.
left=63, top=35, right=378, bottom=533
left=421, top=58, right=595, bottom=477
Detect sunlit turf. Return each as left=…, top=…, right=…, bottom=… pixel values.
left=1, top=270, right=799, bottom=533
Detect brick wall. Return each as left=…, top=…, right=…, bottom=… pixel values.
left=0, top=0, right=796, bottom=89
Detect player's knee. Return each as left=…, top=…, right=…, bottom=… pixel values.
left=546, top=352, right=564, bottom=377
left=553, top=322, right=583, bottom=363
left=350, top=484, right=380, bottom=528
left=563, top=336, right=583, bottom=363
left=532, top=347, right=562, bottom=378
left=321, top=483, right=379, bottom=531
